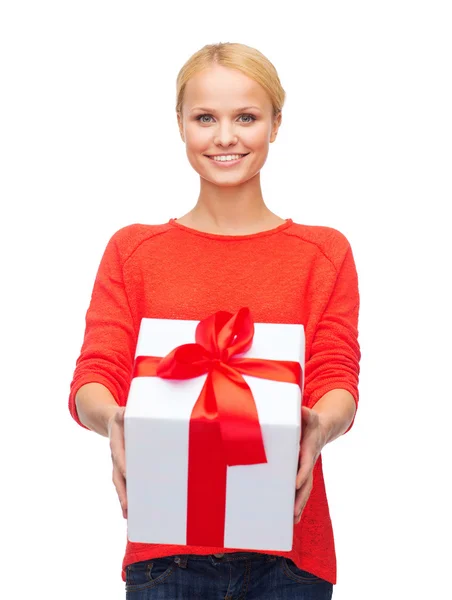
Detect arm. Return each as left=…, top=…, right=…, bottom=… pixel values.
left=294, top=239, right=361, bottom=521
left=68, top=227, right=137, bottom=433
left=311, top=388, right=357, bottom=446
left=303, top=240, right=361, bottom=437
left=75, top=382, right=121, bottom=437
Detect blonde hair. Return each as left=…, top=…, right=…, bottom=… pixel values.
left=176, top=42, right=286, bottom=120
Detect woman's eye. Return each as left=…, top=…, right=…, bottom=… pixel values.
left=239, top=114, right=256, bottom=123
left=198, top=114, right=213, bottom=123
left=196, top=114, right=256, bottom=124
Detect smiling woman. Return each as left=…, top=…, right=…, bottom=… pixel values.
left=173, top=44, right=287, bottom=234
left=70, top=40, right=360, bottom=600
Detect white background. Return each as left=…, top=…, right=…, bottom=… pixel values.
left=1, top=1, right=451, bottom=598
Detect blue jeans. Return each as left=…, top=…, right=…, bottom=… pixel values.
left=125, top=552, right=333, bottom=599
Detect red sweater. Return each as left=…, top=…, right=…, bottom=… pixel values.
left=68, top=217, right=361, bottom=585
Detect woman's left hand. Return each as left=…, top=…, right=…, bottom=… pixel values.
left=294, top=405, right=328, bottom=524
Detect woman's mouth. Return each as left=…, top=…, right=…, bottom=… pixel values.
left=205, top=153, right=250, bottom=167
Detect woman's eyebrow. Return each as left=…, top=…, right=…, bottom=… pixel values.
left=190, top=105, right=261, bottom=113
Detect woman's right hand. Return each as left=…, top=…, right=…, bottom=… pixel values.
left=107, top=406, right=128, bottom=519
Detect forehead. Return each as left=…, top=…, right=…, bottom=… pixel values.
left=183, top=65, right=271, bottom=112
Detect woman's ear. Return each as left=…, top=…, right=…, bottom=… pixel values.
left=177, top=112, right=185, bottom=143
left=270, top=112, right=282, bottom=143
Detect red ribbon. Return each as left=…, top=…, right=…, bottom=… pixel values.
left=132, top=307, right=303, bottom=547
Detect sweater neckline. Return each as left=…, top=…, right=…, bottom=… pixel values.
left=168, top=217, right=293, bottom=240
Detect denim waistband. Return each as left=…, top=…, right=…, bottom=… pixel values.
left=174, top=552, right=278, bottom=568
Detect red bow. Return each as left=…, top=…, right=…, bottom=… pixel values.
left=132, top=307, right=302, bottom=547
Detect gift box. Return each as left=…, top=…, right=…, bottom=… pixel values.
left=124, top=308, right=305, bottom=551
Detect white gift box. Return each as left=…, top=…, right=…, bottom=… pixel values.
left=124, top=315, right=305, bottom=551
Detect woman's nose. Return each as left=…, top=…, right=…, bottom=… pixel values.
left=214, top=124, right=238, bottom=147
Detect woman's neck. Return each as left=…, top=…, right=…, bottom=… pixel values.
left=175, top=208, right=286, bottom=236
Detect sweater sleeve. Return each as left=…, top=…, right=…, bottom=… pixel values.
left=303, top=241, right=361, bottom=434
left=68, top=229, right=137, bottom=430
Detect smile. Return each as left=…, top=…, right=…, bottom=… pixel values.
left=205, top=153, right=250, bottom=166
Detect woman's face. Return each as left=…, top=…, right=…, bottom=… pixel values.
left=177, top=65, right=281, bottom=186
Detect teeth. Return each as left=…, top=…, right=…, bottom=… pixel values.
left=211, top=154, right=245, bottom=162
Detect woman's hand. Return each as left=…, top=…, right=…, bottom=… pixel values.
left=294, top=405, right=327, bottom=524
left=107, top=406, right=128, bottom=519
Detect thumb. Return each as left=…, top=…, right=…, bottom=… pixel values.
left=301, top=405, right=315, bottom=427
left=115, top=406, right=126, bottom=422
left=108, top=406, right=125, bottom=438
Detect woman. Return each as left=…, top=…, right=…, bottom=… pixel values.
left=69, top=42, right=361, bottom=599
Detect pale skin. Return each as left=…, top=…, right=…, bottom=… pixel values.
left=107, top=64, right=357, bottom=523
left=175, top=64, right=285, bottom=234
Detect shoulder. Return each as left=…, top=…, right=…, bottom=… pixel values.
left=104, top=221, right=173, bottom=263
left=284, top=222, right=352, bottom=272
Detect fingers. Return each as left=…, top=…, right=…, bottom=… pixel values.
left=294, top=473, right=313, bottom=523
left=110, top=437, right=126, bottom=481
left=296, top=451, right=316, bottom=489
left=109, top=407, right=127, bottom=518
left=296, top=463, right=307, bottom=490
left=294, top=487, right=305, bottom=521
left=293, top=492, right=305, bottom=524
left=296, top=407, right=321, bottom=490
left=112, top=466, right=128, bottom=519
left=109, top=408, right=127, bottom=478
left=294, top=412, right=318, bottom=521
